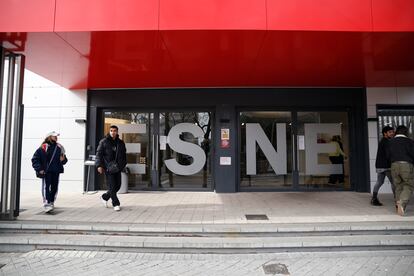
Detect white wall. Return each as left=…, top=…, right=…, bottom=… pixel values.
left=367, top=87, right=414, bottom=194
left=21, top=70, right=87, bottom=193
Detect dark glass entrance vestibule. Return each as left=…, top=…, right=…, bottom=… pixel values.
left=86, top=88, right=370, bottom=193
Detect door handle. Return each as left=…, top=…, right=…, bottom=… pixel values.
left=155, top=135, right=159, bottom=171
left=292, top=134, right=296, bottom=171
left=151, top=134, right=155, bottom=170
left=151, top=134, right=159, bottom=171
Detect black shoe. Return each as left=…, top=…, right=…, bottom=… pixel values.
left=371, top=197, right=383, bottom=206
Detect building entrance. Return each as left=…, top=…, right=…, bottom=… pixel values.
left=239, top=110, right=350, bottom=191
left=101, top=110, right=213, bottom=191
left=88, top=88, right=369, bottom=193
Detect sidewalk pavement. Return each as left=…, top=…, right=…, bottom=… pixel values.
left=3, top=192, right=414, bottom=275
left=1, top=250, right=414, bottom=275
left=16, top=191, right=413, bottom=225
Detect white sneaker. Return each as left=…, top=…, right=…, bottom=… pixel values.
left=101, top=197, right=108, bottom=208
left=44, top=205, right=53, bottom=213
left=114, top=206, right=121, bottom=211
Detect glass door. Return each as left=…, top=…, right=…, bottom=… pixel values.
left=158, top=111, right=213, bottom=189
left=296, top=111, right=350, bottom=189
left=239, top=110, right=350, bottom=190
left=103, top=111, right=152, bottom=190
left=240, top=111, right=293, bottom=189
left=102, top=110, right=213, bottom=191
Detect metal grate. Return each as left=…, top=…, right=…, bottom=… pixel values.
left=245, top=214, right=269, bottom=220
left=263, top=263, right=289, bottom=275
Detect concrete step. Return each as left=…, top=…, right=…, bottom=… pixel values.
left=1, top=221, right=414, bottom=253
left=1, top=220, right=414, bottom=237
left=2, top=220, right=414, bottom=253
left=1, top=232, right=414, bottom=253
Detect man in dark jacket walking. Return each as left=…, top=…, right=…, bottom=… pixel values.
left=96, top=125, right=127, bottom=211
left=371, top=126, right=395, bottom=206
left=388, top=125, right=414, bottom=216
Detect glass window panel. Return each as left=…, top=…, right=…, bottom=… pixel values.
left=103, top=112, right=152, bottom=190
left=240, top=111, right=293, bottom=189
left=159, top=112, right=212, bottom=189
left=297, top=111, right=350, bottom=190
left=377, top=108, right=414, bottom=140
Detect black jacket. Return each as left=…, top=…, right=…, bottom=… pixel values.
left=32, top=142, right=68, bottom=174
left=96, top=134, right=127, bottom=173
left=387, top=135, right=414, bottom=164
left=375, top=137, right=391, bottom=169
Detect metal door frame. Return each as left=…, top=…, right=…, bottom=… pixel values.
left=0, top=48, right=25, bottom=220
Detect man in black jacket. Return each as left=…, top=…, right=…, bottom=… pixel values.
left=388, top=125, right=414, bottom=216
left=96, top=125, right=127, bottom=211
left=371, top=126, right=395, bottom=206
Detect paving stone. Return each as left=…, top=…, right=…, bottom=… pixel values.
left=0, top=250, right=408, bottom=275
left=15, top=192, right=414, bottom=226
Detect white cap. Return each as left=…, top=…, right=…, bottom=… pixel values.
left=46, top=131, right=60, bottom=138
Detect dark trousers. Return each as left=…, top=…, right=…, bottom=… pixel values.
left=42, top=172, right=60, bottom=205
left=102, top=172, right=121, bottom=206
left=373, top=170, right=395, bottom=196
left=329, top=156, right=344, bottom=184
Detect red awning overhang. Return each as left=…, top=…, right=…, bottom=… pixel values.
left=1, top=0, right=414, bottom=89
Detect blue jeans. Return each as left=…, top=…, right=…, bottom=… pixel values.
left=373, top=169, right=395, bottom=197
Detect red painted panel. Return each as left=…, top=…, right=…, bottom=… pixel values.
left=372, top=0, right=414, bottom=31
left=87, top=31, right=180, bottom=88
left=0, top=32, right=89, bottom=88
left=7, top=32, right=89, bottom=89
left=54, top=0, right=159, bottom=31
left=253, top=31, right=366, bottom=86
left=2, top=30, right=414, bottom=88
left=19, top=33, right=64, bottom=85
left=159, top=0, right=266, bottom=30
left=267, top=0, right=372, bottom=31
left=56, top=32, right=91, bottom=56
left=160, top=30, right=265, bottom=86
left=0, top=0, right=55, bottom=32
left=366, top=32, right=414, bottom=86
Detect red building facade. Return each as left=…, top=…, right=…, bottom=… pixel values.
left=1, top=1, right=414, bottom=193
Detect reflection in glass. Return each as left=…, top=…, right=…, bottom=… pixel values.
left=103, top=112, right=152, bottom=190
left=297, top=112, right=350, bottom=189
left=377, top=109, right=414, bottom=140
left=240, top=111, right=293, bottom=189
left=159, top=112, right=212, bottom=189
